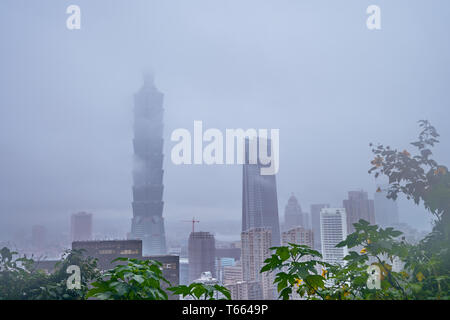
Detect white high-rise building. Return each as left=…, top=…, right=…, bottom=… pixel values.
left=282, top=227, right=314, bottom=250
left=241, top=227, right=274, bottom=300
left=320, top=208, right=348, bottom=265
left=226, top=281, right=263, bottom=300
left=223, top=262, right=243, bottom=285
left=223, top=261, right=264, bottom=300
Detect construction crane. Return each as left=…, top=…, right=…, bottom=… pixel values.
left=182, top=217, right=200, bottom=233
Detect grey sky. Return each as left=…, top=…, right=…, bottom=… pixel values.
left=1, top=0, right=449, bottom=240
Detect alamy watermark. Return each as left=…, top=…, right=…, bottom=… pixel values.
left=367, top=265, right=382, bottom=289
left=66, top=5, right=81, bottom=30
left=170, top=121, right=279, bottom=175
left=64, top=5, right=381, bottom=31
left=66, top=265, right=81, bottom=290
left=367, top=5, right=381, bottom=30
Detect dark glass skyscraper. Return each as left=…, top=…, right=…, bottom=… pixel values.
left=242, top=138, right=281, bottom=246
left=130, top=74, right=166, bottom=256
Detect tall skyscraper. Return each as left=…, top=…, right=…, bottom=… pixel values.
left=242, top=138, right=281, bottom=246
left=130, top=74, right=167, bottom=256
left=188, top=232, right=216, bottom=283
left=343, top=191, right=375, bottom=234
left=70, top=212, right=93, bottom=242
left=284, top=193, right=307, bottom=230
left=320, top=208, right=348, bottom=265
left=311, top=204, right=330, bottom=251
left=374, top=186, right=399, bottom=227
left=241, top=227, right=274, bottom=300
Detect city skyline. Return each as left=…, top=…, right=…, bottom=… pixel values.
left=0, top=0, right=448, bottom=304
left=1, top=187, right=422, bottom=251
left=1, top=1, right=448, bottom=240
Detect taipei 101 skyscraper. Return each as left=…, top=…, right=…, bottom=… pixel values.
left=130, top=74, right=167, bottom=255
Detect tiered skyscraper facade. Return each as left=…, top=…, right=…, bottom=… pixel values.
left=130, top=75, right=167, bottom=256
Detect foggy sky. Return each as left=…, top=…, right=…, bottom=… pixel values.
left=1, top=0, right=450, bottom=241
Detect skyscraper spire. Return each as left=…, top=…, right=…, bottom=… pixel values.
left=284, top=193, right=305, bottom=230
left=130, top=75, right=167, bottom=255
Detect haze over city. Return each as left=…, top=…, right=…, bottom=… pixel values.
left=1, top=0, right=450, bottom=247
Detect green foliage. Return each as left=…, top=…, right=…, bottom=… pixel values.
left=336, top=220, right=411, bottom=299
left=86, top=258, right=169, bottom=300
left=369, top=120, right=449, bottom=222
left=36, top=249, right=100, bottom=300
left=369, top=120, right=450, bottom=299
left=260, top=244, right=328, bottom=300
left=168, top=282, right=231, bottom=300
left=1, top=248, right=231, bottom=301
left=87, top=257, right=231, bottom=300
left=0, top=247, right=47, bottom=300
left=261, top=223, right=414, bottom=300
left=0, top=247, right=99, bottom=300
left=261, top=121, right=449, bottom=300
